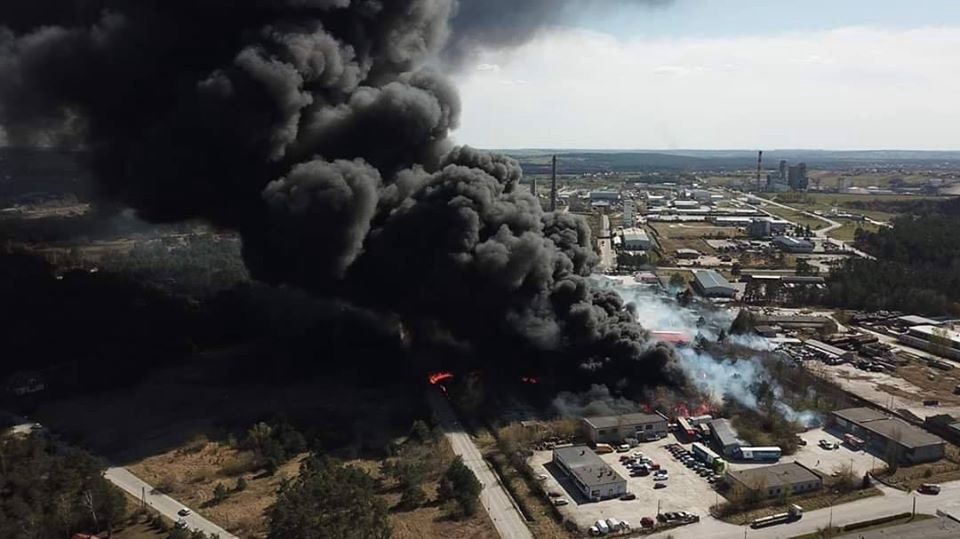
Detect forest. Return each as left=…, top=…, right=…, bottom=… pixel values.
left=825, top=198, right=960, bottom=315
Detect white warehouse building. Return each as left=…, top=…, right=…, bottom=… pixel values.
left=552, top=446, right=627, bottom=502
left=622, top=228, right=653, bottom=251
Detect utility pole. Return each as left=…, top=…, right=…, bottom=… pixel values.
left=756, top=150, right=763, bottom=193
left=141, top=486, right=146, bottom=509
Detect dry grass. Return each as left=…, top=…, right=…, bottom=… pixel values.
left=716, top=488, right=882, bottom=525
left=128, top=436, right=307, bottom=538
left=874, top=446, right=960, bottom=491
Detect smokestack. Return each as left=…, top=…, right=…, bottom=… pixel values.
left=531, top=176, right=538, bottom=201
left=550, top=155, right=558, bottom=212
left=756, top=151, right=763, bottom=193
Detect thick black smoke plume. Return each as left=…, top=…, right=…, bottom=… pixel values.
left=0, top=1, right=678, bottom=390
left=447, top=0, right=673, bottom=67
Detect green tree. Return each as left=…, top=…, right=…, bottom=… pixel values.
left=669, top=273, right=686, bottom=290
left=409, top=420, right=433, bottom=444
left=235, top=477, right=247, bottom=492
left=398, top=483, right=427, bottom=510
left=212, top=483, right=229, bottom=504
left=268, top=456, right=389, bottom=539
left=438, top=457, right=482, bottom=517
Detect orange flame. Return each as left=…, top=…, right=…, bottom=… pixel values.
left=428, top=371, right=455, bottom=385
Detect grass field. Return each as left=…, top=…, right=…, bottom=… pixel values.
left=754, top=203, right=829, bottom=230
left=826, top=222, right=881, bottom=242
left=764, top=193, right=947, bottom=223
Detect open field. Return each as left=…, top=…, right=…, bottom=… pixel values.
left=650, top=222, right=744, bottom=259
left=827, top=222, right=881, bottom=242
left=752, top=202, right=829, bottom=230
left=127, top=439, right=306, bottom=537
left=763, top=193, right=948, bottom=222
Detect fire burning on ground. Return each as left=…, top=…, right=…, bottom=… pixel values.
left=428, top=371, right=455, bottom=385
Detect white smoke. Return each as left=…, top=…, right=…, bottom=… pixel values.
left=593, top=276, right=820, bottom=427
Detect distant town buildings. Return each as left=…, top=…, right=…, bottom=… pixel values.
left=766, top=160, right=809, bottom=192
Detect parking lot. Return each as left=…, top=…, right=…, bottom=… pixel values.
left=529, top=435, right=724, bottom=530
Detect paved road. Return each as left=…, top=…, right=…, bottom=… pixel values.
left=745, top=194, right=876, bottom=260
left=106, top=467, right=236, bottom=538
left=659, top=482, right=960, bottom=539
left=427, top=390, right=534, bottom=539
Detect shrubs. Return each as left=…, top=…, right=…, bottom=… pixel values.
left=438, top=456, right=482, bottom=517
left=241, top=420, right=308, bottom=474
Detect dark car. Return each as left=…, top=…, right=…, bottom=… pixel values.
left=620, top=493, right=637, bottom=501
left=918, top=484, right=941, bottom=495
left=654, top=482, right=667, bottom=489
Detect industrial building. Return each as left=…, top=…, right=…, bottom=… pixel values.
left=898, top=325, right=960, bottom=361
left=725, top=462, right=822, bottom=499
left=804, top=339, right=855, bottom=364
left=692, top=270, right=738, bottom=298
left=788, top=163, right=809, bottom=191
left=552, top=446, right=627, bottom=502
left=709, top=418, right=744, bottom=457
left=753, top=314, right=835, bottom=332
left=590, top=191, right=621, bottom=204
left=582, top=412, right=669, bottom=444
left=829, top=408, right=946, bottom=463
left=621, top=228, right=653, bottom=251
left=747, top=217, right=791, bottom=238
left=773, top=236, right=815, bottom=253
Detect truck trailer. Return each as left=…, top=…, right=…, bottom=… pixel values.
left=750, top=504, right=803, bottom=528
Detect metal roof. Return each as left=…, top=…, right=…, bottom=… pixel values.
left=726, top=462, right=821, bottom=490
left=832, top=407, right=889, bottom=425
left=583, top=413, right=667, bottom=430
left=694, top=270, right=736, bottom=291
left=709, top=418, right=742, bottom=448
left=860, top=419, right=945, bottom=450
left=553, top=446, right=625, bottom=488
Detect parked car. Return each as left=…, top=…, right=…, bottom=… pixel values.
left=640, top=517, right=655, bottom=528
left=617, top=444, right=631, bottom=452
left=553, top=498, right=569, bottom=506
left=919, top=483, right=942, bottom=495
left=620, top=493, right=637, bottom=501
left=654, top=472, right=669, bottom=480
left=819, top=439, right=839, bottom=450
left=654, top=482, right=667, bottom=489
left=177, top=508, right=191, bottom=517
left=547, top=491, right=563, bottom=498
left=588, top=526, right=601, bottom=536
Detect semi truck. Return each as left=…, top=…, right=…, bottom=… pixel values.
left=750, top=504, right=802, bottom=528
left=737, top=446, right=782, bottom=462
left=691, top=442, right=727, bottom=471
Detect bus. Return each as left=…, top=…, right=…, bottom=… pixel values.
left=737, top=446, right=782, bottom=462
left=843, top=434, right=865, bottom=450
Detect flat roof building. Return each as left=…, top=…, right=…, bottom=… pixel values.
left=899, top=325, right=960, bottom=361
left=676, top=248, right=701, bottom=260
left=552, top=446, right=627, bottom=502
left=725, top=462, right=822, bottom=499
left=582, top=412, right=669, bottom=444
left=830, top=407, right=945, bottom=463
left=773, top=236, right=815, bottom=253
left=692, top=270, right=738, bottom=298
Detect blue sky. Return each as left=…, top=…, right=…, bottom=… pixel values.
left=589, top=0, right=960, bottom=39
left=453, top=1, right=960, bottom=150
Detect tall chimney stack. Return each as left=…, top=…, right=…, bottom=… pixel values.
left=756, top=150, right=763, bottom=192
left=550, top=155, right=558, bottom=212
left=531, top=175, right=538, bottom=200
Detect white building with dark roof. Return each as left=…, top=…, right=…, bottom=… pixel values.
left=582, top=412, right=669, bottom=444
left=725, top=462, right=822, bottom=499
left=552, top=446, right=627, bottom=501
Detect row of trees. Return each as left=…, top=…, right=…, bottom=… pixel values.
left=0, top=434, right=126, bottom=538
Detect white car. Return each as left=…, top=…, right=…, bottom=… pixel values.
left=654, top=471, right=669, bottom=480
left=553, top=498, right=569, bottom=506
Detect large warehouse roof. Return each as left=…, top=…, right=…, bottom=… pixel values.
left=710, top=418, right=742, bottom=447
left=694, top=270, right=736, bottom=292
left=833, top=407, right=890, bottom=425
left=583, top=412, right=666, bottom=430
left=860, top=419, right=945, bottom=450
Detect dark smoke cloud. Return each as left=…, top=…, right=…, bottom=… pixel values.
left=446, top=0, right=673, bottom=67
left=0, top=0, right=680, bottom=392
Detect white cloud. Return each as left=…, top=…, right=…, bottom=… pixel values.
left=453, top=26, right=960, bottom=150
